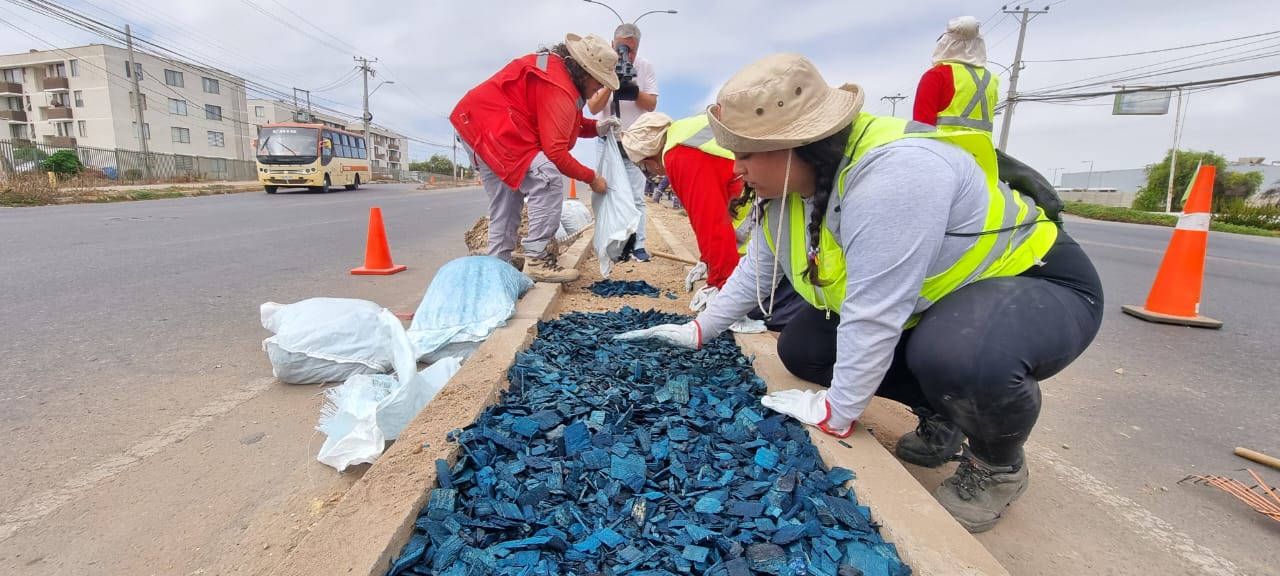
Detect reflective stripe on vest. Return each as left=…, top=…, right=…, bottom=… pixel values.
left=663, top=114, right=735, bottom=160
left=536, top=52, right=584, bottom=110
left=764, top=113, right=1058, bottom=326
left=936, top=63, right=998, bottom=133
left=731, top=201, right=753, bottom=255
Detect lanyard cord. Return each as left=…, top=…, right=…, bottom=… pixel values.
left=754, top=151, right=792, bottom=319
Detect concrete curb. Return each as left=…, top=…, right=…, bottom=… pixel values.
left=648, top=216, right=1009, bottom=576
left=270, top=232, right=594, bottom=576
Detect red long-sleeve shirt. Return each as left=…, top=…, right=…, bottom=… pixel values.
left=913, top=64, right=955, bottom=126
left=664, top=145, right=744, bottom=288
left=530, top=78, right=599, bottom=184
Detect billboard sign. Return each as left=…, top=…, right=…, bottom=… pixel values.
left=1112, top=90, right=1172, bottom=115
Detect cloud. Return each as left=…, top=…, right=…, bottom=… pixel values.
left=4, top=0, right=1277, bottom=175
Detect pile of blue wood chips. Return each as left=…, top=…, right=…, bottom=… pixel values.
left=588, top=280, right=676, bottom=299
left=388, top=308, right=911, bottom=576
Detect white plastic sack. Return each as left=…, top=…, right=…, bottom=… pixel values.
left=591, top=132, right=641, bottom=278
left=316, top=309, right=463, bottom=471
left=560, top=199, right=592, bottom=235
left=260, top=298, right=393, bottom=384
left=407, top=256, right=534, bottom=362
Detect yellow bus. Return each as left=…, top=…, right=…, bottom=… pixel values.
left=254, top=122, right=369, bottom=194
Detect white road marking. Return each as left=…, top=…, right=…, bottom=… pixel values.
left=1027, top=442, right=1244, bottom=576
left=0, top=378, right=275, bottom=543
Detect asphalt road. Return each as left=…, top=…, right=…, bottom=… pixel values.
left=1014, top=216, right=1280, bottom=574
left=0, top=183, right=489, bottom=574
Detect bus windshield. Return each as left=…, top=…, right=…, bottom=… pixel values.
left=257, top=127, right=319, bottom=163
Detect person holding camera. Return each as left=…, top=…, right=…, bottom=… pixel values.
left=451, top=33, right=621, bottom=283
left=587, top=23, right=659, bottom=262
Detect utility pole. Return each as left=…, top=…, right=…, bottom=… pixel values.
left=996, top=5, right=1050, bottom=152
left=452, top=130, right=458, bottom=182
left=354, top=56, right=377, bottom=150
left=125, top=24, right=150, bottom=179
left=880, top=94, right=907, bottom=117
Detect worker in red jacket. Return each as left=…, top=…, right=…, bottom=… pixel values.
left=451, top=33, right=621, bottom=283
left=914, top=16, right=999, bottom=136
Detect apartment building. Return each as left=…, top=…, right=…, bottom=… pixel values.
left=248, top=99, right=407, bottom=173
left=0, top=44, right=251, bottom=159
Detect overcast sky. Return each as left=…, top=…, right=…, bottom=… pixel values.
left=3, top=0, right=1278, bottom=183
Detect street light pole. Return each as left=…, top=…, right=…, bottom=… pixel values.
left=633, top=9, right=677, bottom=25
left=583, top=0, right=677, bottom=24
left=1082, top=160, right=1094, bottom=190
left=1164, top=87, right=1186, bottom=213
left=582, top=0, right=623, bottom=23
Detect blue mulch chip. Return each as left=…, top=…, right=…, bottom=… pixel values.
left=387, top=308, right=909, bottom=575
left=589, top=280, right=661, bottom=298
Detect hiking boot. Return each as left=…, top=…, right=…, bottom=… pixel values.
left=632, top=248, right=652, bottom=262
left=933, top=447, right=1028, bottom=533
left=522, top=253, right=579, bottom=283
left=895, top=407, right=965, bottom=468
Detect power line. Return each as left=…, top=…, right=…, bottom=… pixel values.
left=1024, top=29, right=1280, bottom=63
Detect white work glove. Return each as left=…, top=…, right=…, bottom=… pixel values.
left=760, top=389, right=855, bottom=438
left=613, top=321, right=701, bottom=350
left=728, top=317, right=766, bottom=334
left=689, top=285, right=719, bottom=313
left=596, top=117, right=622, bottom=137
left=684, top=261, right=708, bottom=292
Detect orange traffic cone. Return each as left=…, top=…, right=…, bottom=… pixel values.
left=350, top=207, right=407, bottom=275
left=568, top=178, right=577, bottom=199
left=1121, top=164, right=1222, bottom=328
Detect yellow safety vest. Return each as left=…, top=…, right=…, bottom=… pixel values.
left=764, top=113, right=1058, bottom=327
left=731, top=201, right=752, bottom=256
left=936, top=62, right=1000, bottom=134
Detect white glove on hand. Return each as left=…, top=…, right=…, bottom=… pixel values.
left=689, top=285, right=719, bottom=313
left=613, top=321, right=701, bottom=350
left=597, top=117, right=622, bottom=137
left=728, top=317, right=767, bottom=334
left=760, top=389, right=854, bottom=437
left=684, top=261, right=708, bottom=292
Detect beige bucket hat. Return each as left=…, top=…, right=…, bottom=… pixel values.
left=565, top=33, right=620, bottom=91
left=707, top=53, right=864, bottom=153
left=620, top=112, right=674, bottom=164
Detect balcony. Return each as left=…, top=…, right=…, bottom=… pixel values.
left=41, top=106, right=73, bottom=120
left=0, top=81, right=21, bottom=95
left=374, top=152, right=386, bottom=160
left=43, top=135, right=76, bottom=148
left=388, top=150, right=401, bottom=162
left=0, top=109, right=27, bottom=122
left=41, top=76, right=70, bottom=91
left=388, top=141, right=400, bottom=150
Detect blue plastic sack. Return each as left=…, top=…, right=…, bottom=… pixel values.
left=407, top=256, right=534, bottom=361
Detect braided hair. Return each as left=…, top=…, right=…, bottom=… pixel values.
left=544, top=43, right=594, bottom=98
left=793, top=124, right=852, bottom=287
left=727, top=186, right=757, bottom=221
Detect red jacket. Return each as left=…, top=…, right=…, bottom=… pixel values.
left=451, top=53, right=599, bottom=189
left=913, top=64, right=955, bottom=126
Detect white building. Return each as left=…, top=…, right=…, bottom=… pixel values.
left=248, top=99, right=407, bottom=173
left=0, top=44, right=251, bottom=160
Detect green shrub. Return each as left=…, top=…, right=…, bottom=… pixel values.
left=1216, top=199, right=1280, bottom=231
left=39, top=150, right=83, bottom=176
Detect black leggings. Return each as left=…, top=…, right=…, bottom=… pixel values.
left=776, top=231, right=1104, bottom=465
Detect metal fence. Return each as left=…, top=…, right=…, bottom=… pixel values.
left=0, top=138, right=255, bottom=183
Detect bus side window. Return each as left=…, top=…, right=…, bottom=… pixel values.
left=321, top=138, right=333, bottom=159
left=340, top=134, right=352, bottom=158
left=357, top=137, right=367, bottom=159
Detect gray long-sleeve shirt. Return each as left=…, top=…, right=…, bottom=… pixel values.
left=696, top=138, right=998, bottom=425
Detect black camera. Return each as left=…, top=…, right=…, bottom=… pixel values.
left=613, top=44, right=639, bottom=102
